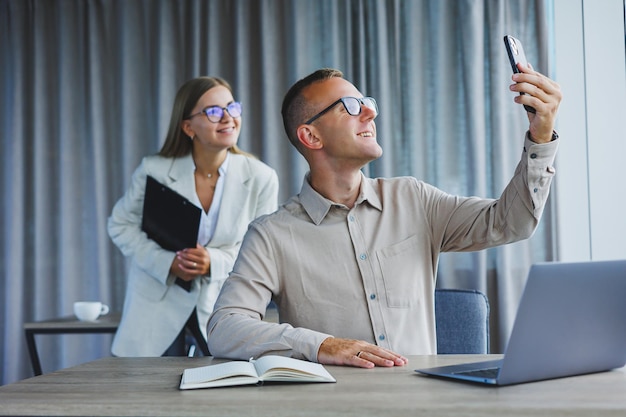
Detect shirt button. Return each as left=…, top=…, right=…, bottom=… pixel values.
left=533, top=188, right=538, bottom=193
left=379, top=334, right=385, bottom=341
left=530, top=153, right=538, bottom=159
left=360, top=254, right=367, bottom=260
left=370, top=294, right=376, bottom=300
left=348, top=215, right=355, bottom=222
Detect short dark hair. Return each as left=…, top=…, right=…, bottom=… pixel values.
left=281, top=68, right=344, bottom=151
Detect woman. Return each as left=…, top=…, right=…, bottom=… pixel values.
left=108, top=76, right=279, bottom=356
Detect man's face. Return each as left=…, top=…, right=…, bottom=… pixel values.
left=303, top=77, right=382, bottom=166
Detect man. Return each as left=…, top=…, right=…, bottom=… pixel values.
left=207, top=66, right=561, bottom=368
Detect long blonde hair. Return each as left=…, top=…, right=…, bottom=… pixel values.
left=159, top=76, right=253, bottom=158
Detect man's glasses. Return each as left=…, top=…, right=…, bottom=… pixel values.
left=304, top=96, right=378, bottom=125
left=187, top=102, right=243, bottom=123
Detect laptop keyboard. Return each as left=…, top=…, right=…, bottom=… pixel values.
left=452, top=367, right=500, bottom=379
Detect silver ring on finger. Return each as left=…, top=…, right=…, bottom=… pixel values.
left=356, top=351, right=363, bottom=358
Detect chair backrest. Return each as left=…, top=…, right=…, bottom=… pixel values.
left=435, top=288, right=490, bottom=354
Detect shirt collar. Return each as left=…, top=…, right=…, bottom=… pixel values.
left=218, top=151, right=231, bottom=176
left=299, top=172, right=383, bottom=225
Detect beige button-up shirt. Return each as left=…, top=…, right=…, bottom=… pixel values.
left=208, top=136, right=558, bottom=362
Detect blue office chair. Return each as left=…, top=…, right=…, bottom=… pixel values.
left=435, top=288, right=490, bottom=354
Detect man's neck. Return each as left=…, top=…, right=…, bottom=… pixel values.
left=308, top=168, right=362, bottom=209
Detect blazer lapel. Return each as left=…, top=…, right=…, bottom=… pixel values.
left=160, top=153, right=253, bottom=245
left=165, top=154, right=197, bottom=203
left=211, top=154, right=250, bottom=245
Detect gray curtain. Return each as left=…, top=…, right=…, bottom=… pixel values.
left=0, top=0, right=553, bottom=385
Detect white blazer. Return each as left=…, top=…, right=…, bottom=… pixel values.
left=108, top=152, right=279, bottom=356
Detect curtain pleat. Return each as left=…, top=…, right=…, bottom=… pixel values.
left=0, top=0, right=553, bottom=385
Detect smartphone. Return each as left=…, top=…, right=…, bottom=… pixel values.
left=503, top=35, right=536, bottom=113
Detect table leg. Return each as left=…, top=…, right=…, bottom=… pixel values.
left=24, top=330, right=42, bottom=376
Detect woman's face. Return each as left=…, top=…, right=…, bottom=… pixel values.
left=183, top=85, right=241, bottom=152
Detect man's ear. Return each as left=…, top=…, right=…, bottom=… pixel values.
left=296, top=125, right=323, bottom=150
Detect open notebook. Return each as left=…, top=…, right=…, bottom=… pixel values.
left=416, top=259, right=626, bottom=386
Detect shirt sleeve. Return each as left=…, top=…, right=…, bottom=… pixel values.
left=207, top=220, right=332, bottom=362
left=107, top=158, right=175, bottom=285
left=428, top=134, right=558, bottom=252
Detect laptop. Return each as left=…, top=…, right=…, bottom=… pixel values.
left=416, top=259, right=626, bottom=386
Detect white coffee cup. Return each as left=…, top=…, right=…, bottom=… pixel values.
left=73, top=301, right=110, bottom=322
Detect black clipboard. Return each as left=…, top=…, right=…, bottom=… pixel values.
left=141, top=175, right=201, bottom=291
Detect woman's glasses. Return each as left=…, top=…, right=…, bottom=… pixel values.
left=187, top=102, right=243, bottom=123
left=304, top=96, right=378, bottom=125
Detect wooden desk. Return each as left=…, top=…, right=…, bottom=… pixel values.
left=24, top=312, right=121, bottom=376
left=1, top=355, right=625, bottom=416
left=23, top=309, right=278, bottom=376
